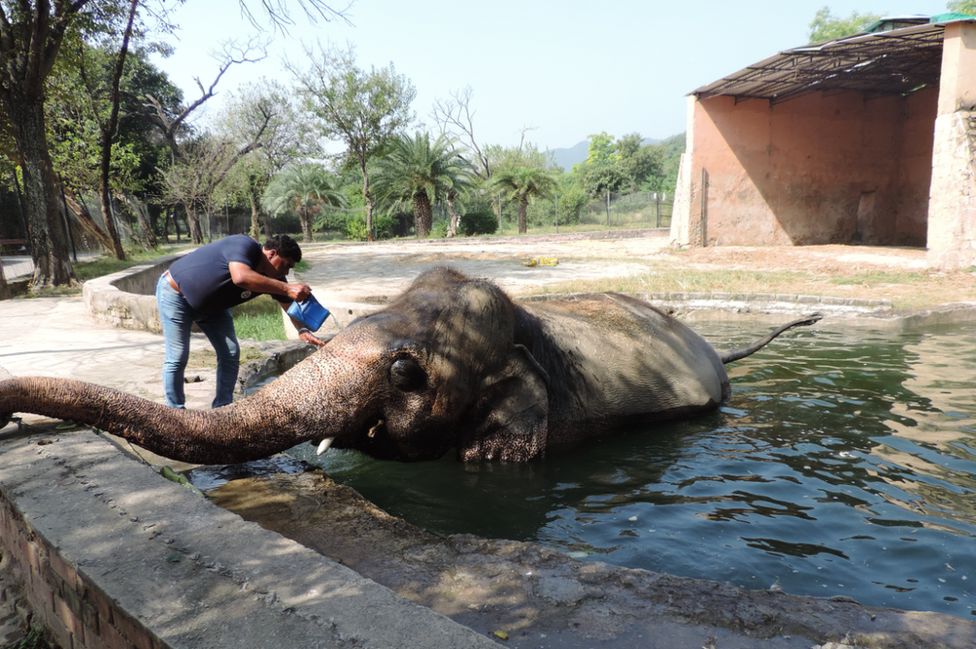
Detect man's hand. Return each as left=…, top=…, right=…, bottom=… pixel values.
left=298, top=329, right=327, bottom=347
left=285, top=283, right=312, bottom=302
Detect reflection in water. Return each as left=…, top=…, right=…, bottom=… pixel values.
left=253, top=321, right=976, bottom=619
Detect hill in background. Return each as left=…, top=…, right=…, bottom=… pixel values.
left=547, top=136, right=670, bottom=171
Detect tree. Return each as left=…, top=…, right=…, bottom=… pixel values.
left=293, top=44, right=415, bottom=241
left=153, top=46, right=278, bottom=244
left=372, top=132, right=473, bottom=238
left=947, top=1, right=976, bottom=13
left=616, top=133, right=662, bottom=192
left=217, top=80, right=319, bottom=239
left=262, top=163, right=345, bottom=242
left=808, top=6, right=880, bottom=43
left=47, top=4, right=147, bottom=258
left=0, top=1, right=348, bottom=288
left=161, top=104, right=273, bottom=245
left=489, top=166, right=557, bottom=235
left=575, top=132, right=626, bottom=225
left=0, top=1, right=95, bottom=288
left=431, top=86, right=491, bottom=180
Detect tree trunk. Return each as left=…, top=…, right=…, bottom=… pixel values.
left=94, top=0, right=139, bottom=262
left=5, top=91, right=75, bottom=287
left=247, top=176, right=264, bottom=239
left=62, top=191, right=117, bottom=252
left=446, top=191, right=460, bottom=237
left=413, top=192, right=432, bottom=238
left=187, top=204, right=204, bottom=244
left=300, top=206, right=313, bottom=243
left=361, top=159, right=375, bottom=242
left=0, top=257, right=9, bottom=300
left=518, top=198, right=529, bottom=234
left=119, top=193, right=157, bottom=249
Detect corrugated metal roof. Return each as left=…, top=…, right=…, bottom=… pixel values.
left=693, top=17, right=976, bottom=103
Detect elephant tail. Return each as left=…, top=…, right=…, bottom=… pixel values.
left=719, top=313, right=823, bottom=364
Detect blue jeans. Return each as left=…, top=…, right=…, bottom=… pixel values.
left=156, top=274, right=240, bottom=409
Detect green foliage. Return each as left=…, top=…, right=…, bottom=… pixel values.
left=571, top=131, right=672, bottom=198
left=293, top=44, right=416, bottom=238
left=555, top=180, right=589, bottom=225
left=485, top=142, right=552, bottom=174
left=263, top=163, right=345, bottom=240
left=947, top=0, right=976, bottom=13
left=808, top=6, right=880, bottom=43
left=489, top=165, right=558, bottom=234
left=371, top=131, right=475, bottom=236
left=490, top=166, right=558, bottom=204
left=458, top=209, right=498, bottom=236
left=642, top=133, right=684, bottom=194
left=46, top=44, right=177, bottom=198
left=345, top=210, right=397, bottom=240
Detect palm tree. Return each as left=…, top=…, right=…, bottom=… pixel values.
left=262, top=163, right=345, bottom=243
left=489, top=166, right=558, bottom=234
left=373, top=132, right=474, bottom=238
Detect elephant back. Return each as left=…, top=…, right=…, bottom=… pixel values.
left=519, top=292, right=728, bottom=435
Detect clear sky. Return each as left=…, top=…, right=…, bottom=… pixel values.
left=151, top=0, right=954, bottom=151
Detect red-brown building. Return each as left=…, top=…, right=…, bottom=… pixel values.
left=671, top=15, right=976, bottom=268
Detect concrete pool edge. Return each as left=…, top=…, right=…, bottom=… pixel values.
left=0, top=431, right=500, bottom=649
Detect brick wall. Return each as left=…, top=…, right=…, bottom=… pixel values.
left=0, top=497, right=163, bottom=649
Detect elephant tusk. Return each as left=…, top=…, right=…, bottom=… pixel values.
left=316, top=437, right=335, bottom=456
left=367, top=419, right=385, bottom=439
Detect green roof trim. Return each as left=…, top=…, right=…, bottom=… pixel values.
left=929, top=12, right=976, bottom=23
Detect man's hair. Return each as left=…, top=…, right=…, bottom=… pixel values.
left=263, top=234, right=302, bottom=262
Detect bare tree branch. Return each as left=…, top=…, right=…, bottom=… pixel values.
left=147, top=38, right=267, bottom=157
left=237, top=0, right=352, bottom=35
left=431, top=86, right=491, bottom=179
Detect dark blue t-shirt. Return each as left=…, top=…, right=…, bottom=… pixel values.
left=168, top=235, right=288, bottom=314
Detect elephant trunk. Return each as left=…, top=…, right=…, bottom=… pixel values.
left=0, top=376, right=317, bottom=464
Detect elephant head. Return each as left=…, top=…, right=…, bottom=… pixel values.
left=0, top=267, right=820, bottom=464
left=0, top=268, right=549, bottom=464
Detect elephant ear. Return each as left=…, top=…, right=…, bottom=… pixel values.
left=457, top=344, right=549, bottom=462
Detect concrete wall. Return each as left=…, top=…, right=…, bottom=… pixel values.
left=682, top=88, right=937, bottom=247
left=0, top=433, right=498, bottom=649
left=83, top=257, right=178, bottom=334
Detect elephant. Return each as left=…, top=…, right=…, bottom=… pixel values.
left=0, top=267, right=822, bottom=464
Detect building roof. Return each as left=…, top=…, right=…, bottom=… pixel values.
left=693, top=16, right=976, bottom=103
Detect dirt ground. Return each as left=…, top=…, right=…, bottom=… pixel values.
left=657, top=243, right=974, bottom=309
left=300, top=233, right=975, bottom=313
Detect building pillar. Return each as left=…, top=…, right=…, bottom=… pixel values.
left=927, top=20, right=976, bottom=268
left=670, top=96, right=697, bottom=247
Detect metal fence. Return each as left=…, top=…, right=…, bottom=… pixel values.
left=579, top=191, right=673, bottom=229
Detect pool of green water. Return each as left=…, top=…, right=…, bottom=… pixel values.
left=284, top=320, right=976, bottom=618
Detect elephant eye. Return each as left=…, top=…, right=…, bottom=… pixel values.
left=389, top=357, right=427, bottom=392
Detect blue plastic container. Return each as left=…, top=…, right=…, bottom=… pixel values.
left=287, top=294, right=330, bottom=332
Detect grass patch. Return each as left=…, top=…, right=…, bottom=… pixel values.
left=27, top=244, right=193, bottom=297
left=186, top=345, right=270, bottom=370
left=829, top=270, right=930, bottom=286
left=531, top=268, right=809, bottom=297
left=232, top=297, right=287, bottom=341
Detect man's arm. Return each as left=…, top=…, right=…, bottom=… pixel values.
left=228, top=261, right=311, bottom=302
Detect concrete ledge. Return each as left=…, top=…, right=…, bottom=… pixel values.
left=0, top=431, right=498, bottom=649
left=82, top=256, right=179, bottom=333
